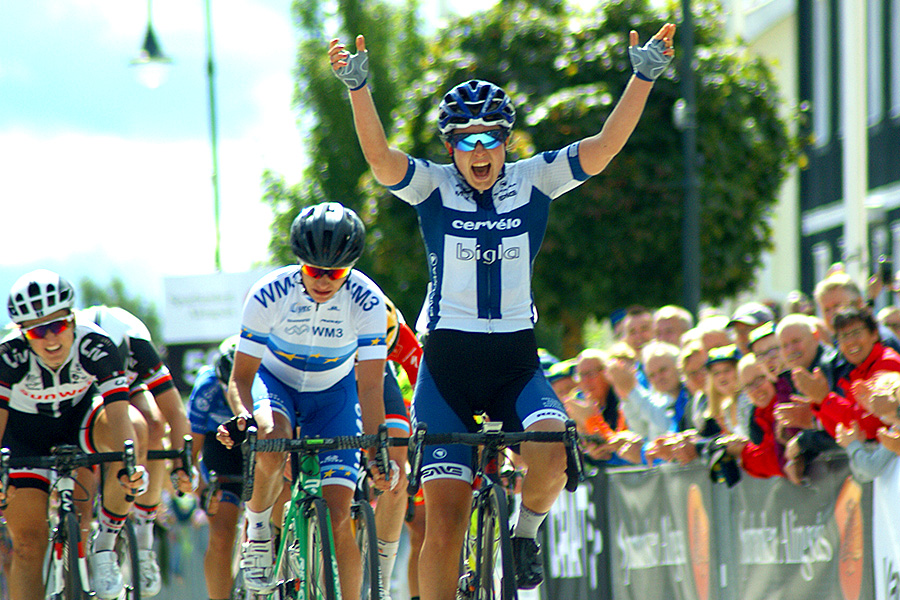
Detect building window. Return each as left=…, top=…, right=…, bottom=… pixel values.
left=812, top=0, right=833, bottom=146
left=813, top=242, right=832, bottom=283
left=891, top=222, right=900, bottom=271
left=868, top=0, right=884, bottom=125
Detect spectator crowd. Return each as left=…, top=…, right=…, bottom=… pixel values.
left=543, top=265, right=900, bottom=489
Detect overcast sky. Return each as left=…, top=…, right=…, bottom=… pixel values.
left=1, top=1, right=311, bottom=308
left=0, top=0, right=497, bottom=315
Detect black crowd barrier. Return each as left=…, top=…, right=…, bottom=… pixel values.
left=540, top=454, right=877, bottom=600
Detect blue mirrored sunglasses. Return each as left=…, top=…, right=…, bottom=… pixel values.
left=447, top=129, right=508, bottom=152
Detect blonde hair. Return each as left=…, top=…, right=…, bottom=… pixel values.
left=678, top=341, right=707, bottom=372
left=606, top=341, right=636, bottom=362
left=641, top=340, right=680, bottom=365
left=703, top=355, right=738, bottom=426
left=813, top=272, right=862, bottom=304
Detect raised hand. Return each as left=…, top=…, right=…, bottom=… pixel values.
left=628, top=23, right=676, bottom=82
left=834, top=421, right=864, bottom=448
left=790, top=366, right=829, bottom=404
left=774, top=395, right=817, bottom=430
left=329, top=35, right=369, bottom=91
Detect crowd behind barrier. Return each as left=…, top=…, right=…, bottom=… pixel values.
left=539, top=452, right=897, bottom=600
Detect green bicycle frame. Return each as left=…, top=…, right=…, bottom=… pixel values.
left=269, top=451, right=342, bottom=600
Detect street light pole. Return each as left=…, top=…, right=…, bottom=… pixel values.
left=680, top=0, right=701, bottom=318
left=204, top=0, right=222, bottom=272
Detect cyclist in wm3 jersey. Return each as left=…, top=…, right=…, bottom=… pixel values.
left=330, top=23, right=675, bottom=600
left=216, top=202, right=396, bottom=600
left=78, top=304, right=194, bottom=597
left=0, top=270, right=149, bottom=600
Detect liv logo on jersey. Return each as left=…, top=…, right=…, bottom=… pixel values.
left=456, top=243, right=521, bottom=264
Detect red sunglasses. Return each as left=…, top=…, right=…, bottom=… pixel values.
left=300, top=264, right=352, bottom=280
left=22, top=315, right=74, bottom=341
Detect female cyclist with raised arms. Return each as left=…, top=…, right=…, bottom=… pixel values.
left=0, top=270, right=149, bottom=600
left=216, top=202, right=396, bottom=600
left=329, top=23, right=675, bottom=600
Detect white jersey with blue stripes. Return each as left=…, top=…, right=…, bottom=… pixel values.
left=237, top=266, right=387, bottom=392
left=388, top=141, right=590, bottom=333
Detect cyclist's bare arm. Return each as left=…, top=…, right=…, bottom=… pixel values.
left=154, top=386, right=191, bottom=450
left=329, top=35, right=409, bottom=186
left=356, top=357, right=393, bottom=490
left=577, top=23, right=675, bottom=176
left=99, top=400, right=147, bottom=492
left=356, top=357, right=388, bottom=438
left=218, top=350, right=262, bottom=448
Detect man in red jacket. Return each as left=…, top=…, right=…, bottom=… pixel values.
left=812, top=307, right=900, bottom=438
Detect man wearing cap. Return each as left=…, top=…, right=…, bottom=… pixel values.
left=747, top=321, right=784, bottom=381
left=728, top=302, right=776, bottom=355
left=546, top=359, right=578, bottom=400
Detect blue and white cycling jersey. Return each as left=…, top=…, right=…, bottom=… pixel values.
left=238, top=266, right=387, bottom=392
left=187, top=365, right=233, bottom=435
left=388, top=142, right=589, bottom=333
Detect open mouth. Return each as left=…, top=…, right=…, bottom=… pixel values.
left=472, top=162, right=491, bottom=178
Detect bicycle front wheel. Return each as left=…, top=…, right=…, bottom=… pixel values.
left=116, top=519, right=142, bottom=600
left=304, top=497, right=339, bottom=600
left=465, top=486, right=517, bottom=600
left=352, top=500, right=382, bottom=600
left=59, top=512, right=86, bottom=600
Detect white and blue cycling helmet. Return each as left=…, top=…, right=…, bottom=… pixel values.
left=437, top=79, right=516, bottom=137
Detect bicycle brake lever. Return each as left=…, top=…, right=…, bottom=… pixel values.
left=123, top=440, right=137, bottom=502
left=407, top=422, right=427, bottom=497
left=0, top=448, right=9, bottom=510
left=563, top=419, right=585, bottom=492
left=240, top=426, right=258, bottom=502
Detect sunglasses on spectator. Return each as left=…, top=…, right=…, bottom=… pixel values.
left=22, top=315, right=74, bottom=341
left=447, top=129, right=508, bottom=152
left=300, top=264, right=352, bottom=280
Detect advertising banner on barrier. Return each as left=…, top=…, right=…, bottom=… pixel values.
left=606, top=465, right=715, bottom=600
left=730, top=457, right=874, bottom=600
left=541, top=470, right=611, bottom=599
left=872, top=456, right=900, bottom=600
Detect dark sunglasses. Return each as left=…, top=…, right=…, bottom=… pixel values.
left=447, top=129, right=508, bottom=152
left=22, top=315, right=74, bottom=341
left=301, top=264, right=352, bottom=280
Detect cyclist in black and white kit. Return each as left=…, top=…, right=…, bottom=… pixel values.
left=79, top=304, right=193, bottom=596
left=330, top=23, right=675, bottom=600
left=0, top=270, right=149, bottom=600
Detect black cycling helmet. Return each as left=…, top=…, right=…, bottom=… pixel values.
left=290, top=202, right=366, bottom=268
left=8, top=269, right=76, bottom=324
left=438, top=80, right=516, bottom=136
left=214, top=334, right=240, bottom=385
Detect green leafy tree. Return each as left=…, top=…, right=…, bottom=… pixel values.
left=267, top=0, right=797, bottom=356
left=262, top=0, right=427, bottom=322
left=78, top=277, right=161, bottom=342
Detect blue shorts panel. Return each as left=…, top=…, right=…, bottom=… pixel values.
left=252, top=365, right=362, bottom=489
left=411, top=361, right=566, bottom=484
